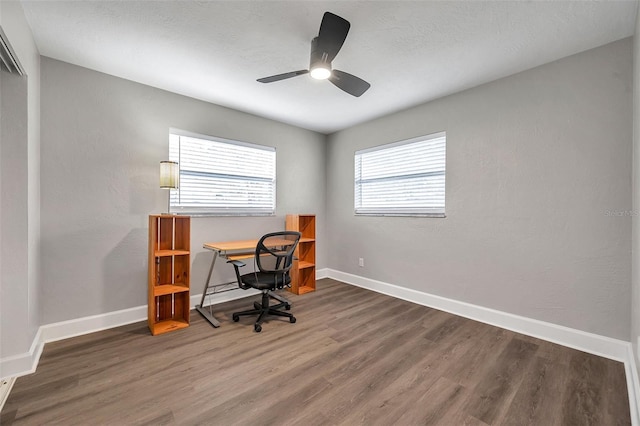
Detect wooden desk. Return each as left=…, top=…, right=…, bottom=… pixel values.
left=196, top=238, right=304, bottom=328
left=204, top=239, right=260, bottom=254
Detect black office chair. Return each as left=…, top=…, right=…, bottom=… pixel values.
left=229, top=231, right=301, bottom=332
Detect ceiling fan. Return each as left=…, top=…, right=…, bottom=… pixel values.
left=257, top=12, right=371, bottom=97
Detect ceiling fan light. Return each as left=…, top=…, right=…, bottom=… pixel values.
left=310, top=66, right=331, bottom=80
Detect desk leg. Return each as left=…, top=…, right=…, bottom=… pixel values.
left=196, top=250, right=221, bottom=328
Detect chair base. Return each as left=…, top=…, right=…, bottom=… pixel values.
left=232, top=290, right=296, bottom=332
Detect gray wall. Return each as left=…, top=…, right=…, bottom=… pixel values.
left=1, top=64, right=29, bottom=359
left=40, top=57, right=326, bottom=324
left=0, top=1, right=40, bottom=362
left=632, top=11, right=640, bottom=377
left=327, top=38, right=632, bottom=340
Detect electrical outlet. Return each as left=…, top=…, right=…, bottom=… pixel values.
left=358, top=258, right=364, bottom=267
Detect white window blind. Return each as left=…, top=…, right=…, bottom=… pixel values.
left=354, top=132, right=446, bottom=217
left=169, top=129, right=276, bottom=216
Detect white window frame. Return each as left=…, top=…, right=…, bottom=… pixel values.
left=169, top=128, right=276, bottom=216
left=354, top=131, right=446, bottom=217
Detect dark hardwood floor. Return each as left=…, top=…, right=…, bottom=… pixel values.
left=1, top=279, right=631, bottom=425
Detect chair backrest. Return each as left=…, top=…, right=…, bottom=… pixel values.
left=255, top=231, right=301, bottom=276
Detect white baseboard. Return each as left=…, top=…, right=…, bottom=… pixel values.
left=40, top=305, right=147, bottom=344
left=0, top=377, right=16, bottom=412
left=0, top=328, right=44, bottom=380
left=625, top=345, right=640, bottom=426
left=316, top=268, right=329, bottom=279
left=326, top=268, right=639, bottom=425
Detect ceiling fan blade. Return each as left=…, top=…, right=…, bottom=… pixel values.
left=317, top=12, right=350, bottom=62
left=257, top=70, right=309, bottom=83
left=329, top=70, right=370, bottom=97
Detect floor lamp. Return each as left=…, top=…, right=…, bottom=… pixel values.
left=160, top=160, right=179, bottom=214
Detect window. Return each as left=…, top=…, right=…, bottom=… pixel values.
left=354, top=132, right=446, bottom=217
left=169, top=129, right=276, bottom=216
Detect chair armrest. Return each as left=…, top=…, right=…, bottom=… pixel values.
left=227, top=259, right=251, bottom=290
left=227, top=259, right=246, bottom=268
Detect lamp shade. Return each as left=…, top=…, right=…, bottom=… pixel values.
left=160, top=161, right=179, bottom=189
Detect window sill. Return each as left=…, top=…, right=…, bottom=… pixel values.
left=171, top=212, right=276, bottom=217
left=354, top=213, right=446, bottom=218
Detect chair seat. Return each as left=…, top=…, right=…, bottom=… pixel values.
left=240, top=271, right=291, bottom=290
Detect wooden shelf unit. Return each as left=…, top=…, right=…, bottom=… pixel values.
left=286, top=214, right=316, bottom=294
left=148, top=215, right=191, bottom=335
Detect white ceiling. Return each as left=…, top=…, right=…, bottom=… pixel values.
left=21, top=0, right=638, bottom=134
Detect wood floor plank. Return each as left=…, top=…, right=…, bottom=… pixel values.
left=1, top=279, right=631, bottom=425
left=442, top=325, right=511, bottom=389
left=465, top=337, right=540, bottom=424
left=499, top=355, right=568, bottom=425
left=316, top=325, right=436, bottom=423
left=561, top=350, right=609, bottom=425
left=333, top=314, right=497, bottom=425
left=562, top=378, right=603, bottom=425
left=394, top=376, right=469, bottom=425
left=604, top=359, right=632, bottom=426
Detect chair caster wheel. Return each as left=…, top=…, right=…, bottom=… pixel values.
left=285, top=304, right=291, bottom=310
left=290, top=316, right=296, bottom=323
left=232, top=314, right=239, bottom=322
left=254, top=324, right=262, bottom=332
